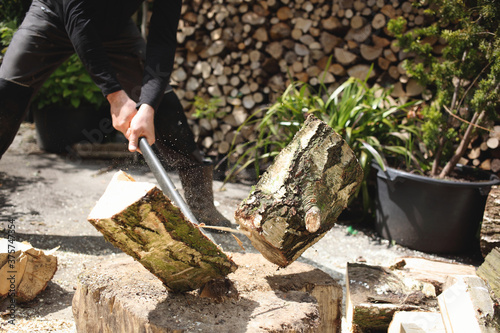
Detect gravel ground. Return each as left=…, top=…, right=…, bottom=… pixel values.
left=0, top=123, right=483, bottom=332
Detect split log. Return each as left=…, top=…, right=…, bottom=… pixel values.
left=346, top=262, right=438, bottom=333
left=73, top=252, right=343, bottom=333
left=334, top=48, right=358, bottom=65
left=0, top=240, right=58, bottom=302
left=347, top=64, right=376, bottom=80
left=360, top=44, right=383, bottom=61
left=87, top=171, right=237, bottom=292
left=388, top=312, right=445, bottom=333
left=477, top=247, right=500, bottom=301
left=481, top=185, right=500, bottom=257
left=390, top=257, right=476, bottom=294
left=438, top=275, right=499, bottom=333
left=235, top=116, right=363, bottom=267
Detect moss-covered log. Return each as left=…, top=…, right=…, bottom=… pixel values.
left=235, top=115, right=363, bottom=267
left=88, top=171, right=237, bottom=292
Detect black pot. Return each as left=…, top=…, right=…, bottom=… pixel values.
left=373, top=163, right=500, bottom=254
left=33, top=105, right=113, bottom=153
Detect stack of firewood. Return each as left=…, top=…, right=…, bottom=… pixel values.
left=136, top=0, right=500, bottom=174
left=164, top=0, right=434, bottom=160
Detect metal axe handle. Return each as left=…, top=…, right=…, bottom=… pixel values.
left=138, top=137, right=201, bottom=226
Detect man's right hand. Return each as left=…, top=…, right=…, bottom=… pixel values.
left=107, top=90, right=138, bottom=137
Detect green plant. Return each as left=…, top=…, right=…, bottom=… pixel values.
left=387, top=0, right=500, bottom=178
left=226, top=73, right=421, bottom=214
left=191, top=96, right=225, bottom=120
left=32, top=54, right=105, bottom=109
left=0, top=20, right=17, bottom=47
left=0, top=0, right=30, bottom=23
left=0, top=0, right=29, bottom=59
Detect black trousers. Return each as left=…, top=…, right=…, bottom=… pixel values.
left=0, top=0, right=201, bottom=169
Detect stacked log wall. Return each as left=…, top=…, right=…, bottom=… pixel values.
left=146, top=0, right=499, bottom=172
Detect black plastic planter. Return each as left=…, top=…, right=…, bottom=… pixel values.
left=33, top=105, right=113, bottom=153
left=373, top=163, right=500, bottom=254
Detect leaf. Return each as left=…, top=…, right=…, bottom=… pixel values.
left=360, top=140, right=386, bottom=171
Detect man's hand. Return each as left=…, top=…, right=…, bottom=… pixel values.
left=107, top=90, right=155, bottom=152
left=127, top=104, right=155, bottom=152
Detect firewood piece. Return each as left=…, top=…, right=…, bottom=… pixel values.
left=235, top=116, right=363, bottom=267
left=345, top=24, right=372, bottom=43
left=360, top=44, right=383, bottom=61
left=346, top=262, right=439, bottom=333
left=0, top=240, right=58, bottom=302
left=347, top=64, right=375, bottom=80
left=438, top=275, right=499, bottom=333
left=392, top=257, right=476, bottom=292
left=406, top=79, right=424, bottom=96
left=388, top=312, right=446, bottom=333
left=72, top=253, right=340, bottom=333
left=372, top=13, right=387, bottom=29
left=334, top=48, right=357, bottom=65
left=87, top=171, right=237, bottom=292
left=477, top=247, right=500, bottom=301
left=378, top=57, right=391, bottom=70
left=350, top=15, right=366, bottom=29
left=480, top=186, right=500, bottom=256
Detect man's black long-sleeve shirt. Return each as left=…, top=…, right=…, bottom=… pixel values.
left=50, top=0, right=182, bottom=110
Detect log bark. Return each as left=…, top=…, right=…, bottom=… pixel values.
left=0, top=240, right=58, bottom=302
left=477, top=247, right=500, bottom=302
left=481, top=185, right=500, bottom=257
left=72, top=253, right=342, bottom=333
left=87, top=171, right=237, bottom=292
left=235, top=116, right=363, bottom=267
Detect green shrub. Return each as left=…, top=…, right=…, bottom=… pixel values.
left=226, top=72, right=422, bottom=214
left=387, top=0, right=500, bottom=178
left=32, top=54, right=105, bottom=110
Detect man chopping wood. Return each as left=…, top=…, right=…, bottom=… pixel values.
left=0, top=0, right=231, bottom=228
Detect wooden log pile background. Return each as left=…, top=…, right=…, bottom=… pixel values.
left=145, top=0, right=499, bottom=174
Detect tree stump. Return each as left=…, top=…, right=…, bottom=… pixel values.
left=0, top=240, right=58, bottom=302
left=235, top=115, right=363, bottom=267
left=72, top=252, right=342, bottom=333
left=87, top=171, right=237, bottom=292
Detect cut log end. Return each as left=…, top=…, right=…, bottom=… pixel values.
left=0, top=240, right=58, bottom=303
left=305, top=206, right=321, bottom=233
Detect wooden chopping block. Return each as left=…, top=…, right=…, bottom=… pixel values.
left=72, top=252, right=343, bottom=333
left=235, top=115, right=363, bottom=267
left=87, top=171, right=237, bottom=292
